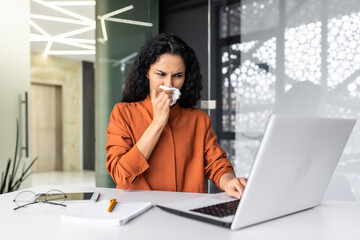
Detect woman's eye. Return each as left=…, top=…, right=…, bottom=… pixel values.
left=174, top=74, right=183, bottom=78
left=157, top=72, right=165, bottom=76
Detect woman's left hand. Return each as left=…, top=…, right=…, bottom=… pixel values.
left=220, top=173, right=247, bottom=199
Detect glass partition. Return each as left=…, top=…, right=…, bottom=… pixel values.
left=95, top=0, right=158, bottom=187
left=213, top=0, right=360, bottom=200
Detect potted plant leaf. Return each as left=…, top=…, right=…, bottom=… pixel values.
left=0, top=120, right=37, bottom=194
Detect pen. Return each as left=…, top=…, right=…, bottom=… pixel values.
left=108, top=198, right=116, bottom=212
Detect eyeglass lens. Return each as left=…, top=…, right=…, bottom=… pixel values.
left=44, top=190, right=67, bottom=204
left=14, top=190, right=37, bottom=207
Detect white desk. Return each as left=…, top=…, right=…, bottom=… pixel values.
left=1, top=185, right=359, bottom=240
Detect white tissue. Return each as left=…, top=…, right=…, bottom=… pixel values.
left=159, top=85, right=181, bottom=106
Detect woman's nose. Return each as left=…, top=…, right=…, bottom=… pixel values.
left=163, top=77, right=173, bottom=88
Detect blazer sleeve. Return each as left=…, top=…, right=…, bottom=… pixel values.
left=105, top=104, right=150, bottom=189
left=203, top=116, right=235, bottom=190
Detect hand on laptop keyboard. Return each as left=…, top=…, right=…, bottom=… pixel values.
left=219, top=173, right=247, bottom=199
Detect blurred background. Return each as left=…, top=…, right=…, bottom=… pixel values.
left=1, top=0, right=360, bottom=201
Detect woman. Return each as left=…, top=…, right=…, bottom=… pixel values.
left=106, top=33, right=246, bottom=199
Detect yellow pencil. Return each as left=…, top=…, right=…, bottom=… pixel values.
left=108, top=198, right=116, bottom=212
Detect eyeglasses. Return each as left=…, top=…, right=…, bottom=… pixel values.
left=13, top=189, right=67, bottom=210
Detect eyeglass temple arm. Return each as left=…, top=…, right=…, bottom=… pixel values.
left=45, top=201, right=67, bottom=207
left=13, top=200, right=66, bottom=210
left=13, top=201, right=39, bottom=211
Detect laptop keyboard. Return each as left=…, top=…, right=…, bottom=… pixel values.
left=190, top=199, right=240, bottom=218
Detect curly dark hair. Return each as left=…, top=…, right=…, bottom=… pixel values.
left=122, top=33, right=203, bottom=108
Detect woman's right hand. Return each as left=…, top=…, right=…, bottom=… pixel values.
left=136, top=90, right=172, bottom=161
left=150, top=89, right=171, bottom=127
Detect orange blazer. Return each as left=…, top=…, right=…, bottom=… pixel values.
left=106, top=96, right=235, bottom=193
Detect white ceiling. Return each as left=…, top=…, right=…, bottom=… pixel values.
left=30, top=0, right=95, bottom=62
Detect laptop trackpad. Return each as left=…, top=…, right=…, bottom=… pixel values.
left=209, top=192, right=236, bottom=201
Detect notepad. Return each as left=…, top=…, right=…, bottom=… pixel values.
left=61, top=200, right=153, bottom=226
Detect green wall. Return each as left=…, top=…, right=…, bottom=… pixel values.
left=95, top=0, right=159, bottom=187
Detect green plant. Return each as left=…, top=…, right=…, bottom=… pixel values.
left=0, top=120, right=37, bottom=194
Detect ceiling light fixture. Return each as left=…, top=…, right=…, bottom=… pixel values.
left=55, top=39, right=95, bottom=50
left=97, top=5, right=153, bottom=42
left=98, top=5, right=134, bottom=42
left=100, top=18, right=108, bottom=41
left=48, top=50, right=96, bottom=55
left=30, top=14, right=91, bottom=25
left=54, top=25, right=95, bottom=39
left=43, top=40, right=53, bottom=56
left=50, top=1, right=96, bottom=6
left=32, top=0, right=94, bottom=24
left=30, top=33, right=95, bottom=45
left=30, top=1, right=153, bottom=57
left=113, top=52, right=138, bottom=67
left=30, top=0, right=95, bottom=57
left=102, top=5, right=134, bottom=19
left=106, top=18, right=153, bottom=27
left=30, top=34, right=95, bottom=53
left=30, top=19, right=50, bottom=37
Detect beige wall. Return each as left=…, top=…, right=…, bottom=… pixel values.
left=31, top=52, right=82, bottom=171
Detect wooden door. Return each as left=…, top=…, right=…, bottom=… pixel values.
left=30, top=83, right=62, bottom=172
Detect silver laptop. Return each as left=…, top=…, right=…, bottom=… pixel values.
left=157, top=115, right=356, bottom=230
